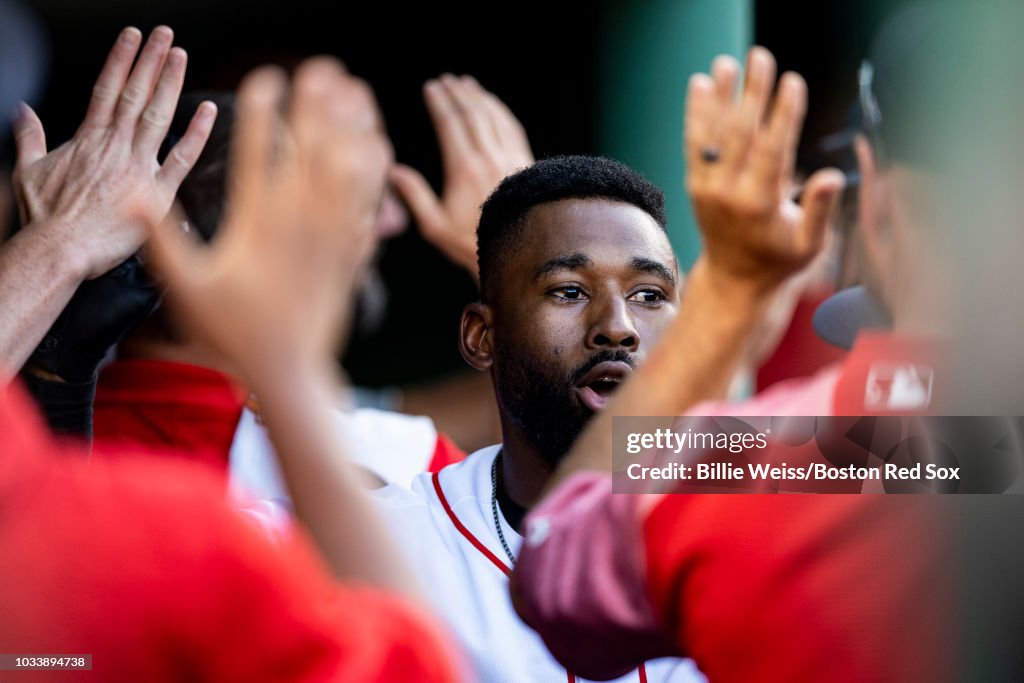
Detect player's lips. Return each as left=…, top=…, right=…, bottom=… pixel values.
left=574, top=361, right=632, bottom=412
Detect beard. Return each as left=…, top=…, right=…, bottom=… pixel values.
left=493, top=347, right=635, bottom=466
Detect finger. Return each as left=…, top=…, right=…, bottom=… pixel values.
left=708, top=54, right=740, bottom=153
left=741, top=46, right=777, bottom=123
left=80, top=27, right=143, bottom=131
left=134, top=47, right=188, bottom=155
left=12, top=103, right=47, bottom=170
left=478, top=89, right=534, bottom=165
left=113, top=26, right=175, bottom=129
left=458, top=76, right=510, bottom=157
left=320, top=74, right=388, bottom=210
left=683, top=73, right=717, bottom=185
left=444, top=75, right=501, bottom=158
left=157, top=100, right=218, bottom=190
left=463, top=76, right=509, bottom=149
left=797, top=168, right=845, bottom=258
left=325, top=70, right=381, bottom=144
left=390, top=163, right=446, bottom=237
left=722, top=46, right=777, bottom=172
left=144, top=203, right=204, bottom=293
left=765, top=72, right=807, bottom=191
left=227, top=66, right=287, bottom=224
left=711, top=54, right=740, bottom=107
left=289, top=57, right=343, bottom=157
left=424, top=77, right=474, bottom=165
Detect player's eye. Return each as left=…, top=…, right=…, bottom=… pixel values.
left=628, top=289, right=666, bottom=303
left=550, top=286, right=587, bottom=301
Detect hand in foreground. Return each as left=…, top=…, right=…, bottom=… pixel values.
left=542, top=49, right=842, bottom=487
left=12, top=26, right=216, bottom=280
left=390, top=74, right=533, bottom=280
left=147, top=58, right=390, bottom=387
left=685, top=46, right=844, bottom=296
left=147, top=59, right=419, bottom=598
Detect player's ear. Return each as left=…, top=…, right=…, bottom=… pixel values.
left=459, top=303, right=494, bottom=371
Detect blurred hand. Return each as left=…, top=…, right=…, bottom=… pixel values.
left=391, top=74, right=533, bottom=280
left=147, top=59, right=390, bottom=385
left=685, top=47, right=844, bottom=296
left=11, top=26, right=216, bottom=280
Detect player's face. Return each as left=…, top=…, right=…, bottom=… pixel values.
left=489, top=198, right=680, bottom=463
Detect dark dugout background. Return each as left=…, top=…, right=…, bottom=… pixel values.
left=15, top=0, right=910, bottom=388
left=11, top=1, right=1023, bottom=679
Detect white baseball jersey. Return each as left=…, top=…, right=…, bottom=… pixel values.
left=373, top=445, right=706, bottom=683
left=228, top=405, right=444, bottom=500
left=227, top=406, right=447, bottom=540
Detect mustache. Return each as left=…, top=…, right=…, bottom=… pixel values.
left=569, top=349, right=637, bottom=385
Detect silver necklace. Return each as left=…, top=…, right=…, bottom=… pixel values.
left=492, top=454, right=579, bottom=682
left=490, top=451, right=516, bottom=567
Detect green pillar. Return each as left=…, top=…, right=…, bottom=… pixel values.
left=598, top=0, right=752, bottom=268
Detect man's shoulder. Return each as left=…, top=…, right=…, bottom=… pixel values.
left=370, top=472, right=467, bottom=577
left=372, top=476, right=431, bottom=509
left=341, top=406, right=437, bottom=441
left=371, top=445, right=502, bottom=569
left=335, top=408, right=442, bottom=488
left=373, top=444, right=500, bottom=509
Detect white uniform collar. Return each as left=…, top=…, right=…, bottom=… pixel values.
left=433, top=444, right=522, bottom=566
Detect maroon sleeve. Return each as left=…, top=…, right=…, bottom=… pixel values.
left=511, top=472, right=676, bottom=680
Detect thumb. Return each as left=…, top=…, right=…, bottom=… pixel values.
left=797, top=168, right=845, bottom=258
left=144, top=203, right=203, bottom=294
left=390, top=163, right=446, bottom=238
left=12, top=103, right=47, bottom=171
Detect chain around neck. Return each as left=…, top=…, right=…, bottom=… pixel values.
left=490, top=451, right=516, bottom=567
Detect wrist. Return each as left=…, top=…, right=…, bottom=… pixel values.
left=5, top=220, right=89, bottom=298
left=245, top=357, right=342, bottom=409
left=687, top=257, right=781, bottom=310
left=26, top=218, right=94, bottom=284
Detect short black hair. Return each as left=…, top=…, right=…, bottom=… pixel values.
left=476, top=155, right=667, bottom=302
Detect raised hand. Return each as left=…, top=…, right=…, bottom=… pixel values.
left=685, top=47, right=844, bottom=294
left=147, top=59, right=423, bottom=596
left=542, top=50, right=843, bottom=485
left=11, top=26, right=216, bottom=280
left=390, top=74, right=533, bottom=280
left=147, top=58, right=390, bottom=386
left=0, top=26, right=214, bottom=380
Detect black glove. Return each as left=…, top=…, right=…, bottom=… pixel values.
left=27, top=253, right=162, bottom=383
left=19, top=371, right=97, bottom=443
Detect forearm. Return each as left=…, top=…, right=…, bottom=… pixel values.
left=250, top=361, right=423, bottom=602
left=0, top=222, right=87, bottom=382
left=547, top=259, right=774, bottom=492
